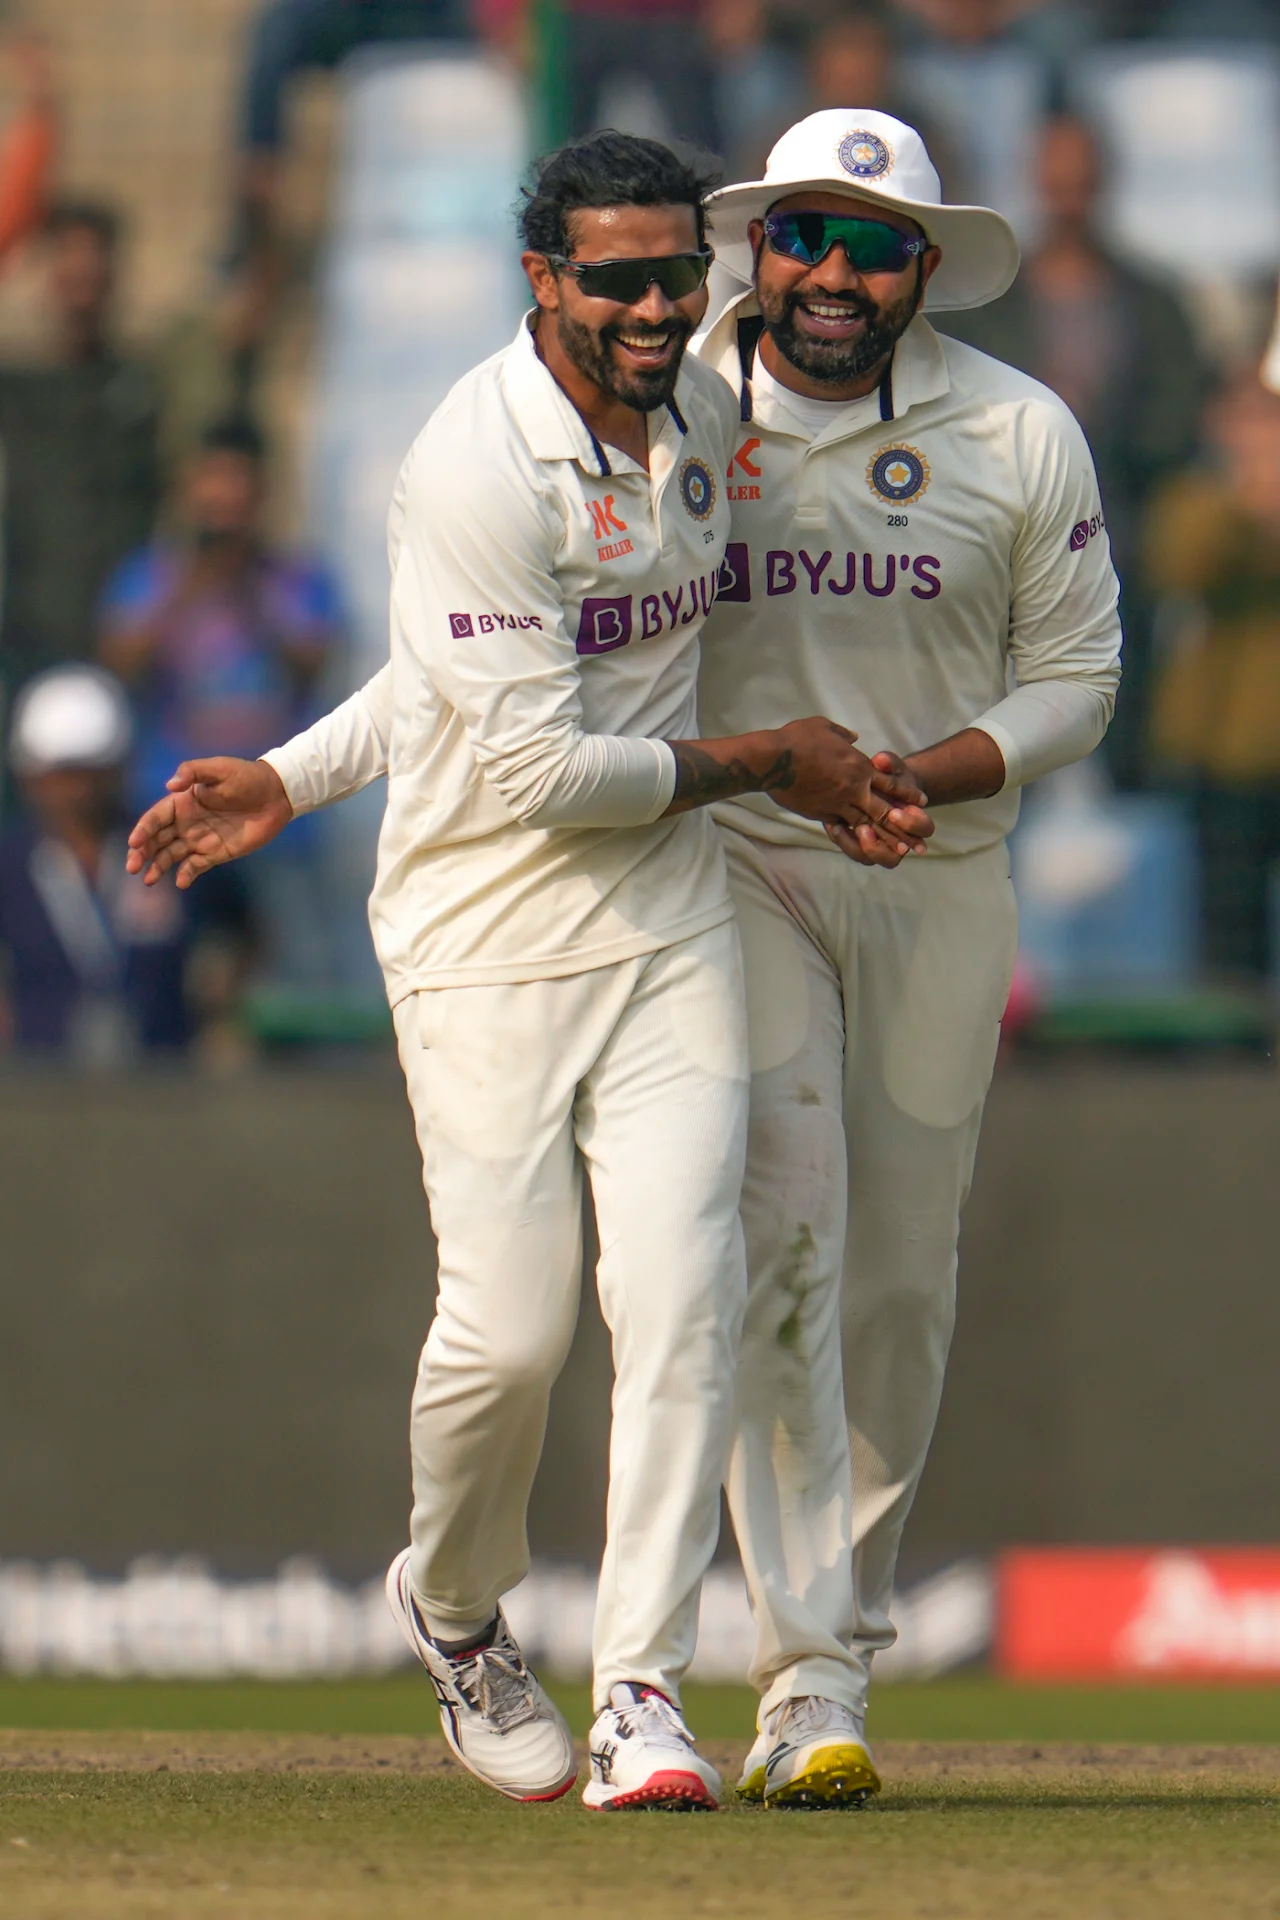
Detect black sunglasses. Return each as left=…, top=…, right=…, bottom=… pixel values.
left=763, top=211, right=928, bottom=274
left=549, top=249, right=713, bottom=304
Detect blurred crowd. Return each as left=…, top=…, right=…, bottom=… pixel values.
left=1, top=0, right=1279, bottom=1063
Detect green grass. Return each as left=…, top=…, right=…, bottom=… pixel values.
left=2, top=1674, right=1279, bottom=1744
left=4, top=1679, right=1280, bottom=1917
left=3, top=1760, right=1279, bottom=1919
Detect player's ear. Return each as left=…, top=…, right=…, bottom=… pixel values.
left=522, top=251, right=561, bottom=313
left=748, top=218, right=765, bottom=274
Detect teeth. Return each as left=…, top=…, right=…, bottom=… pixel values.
left=803, top=303, right=859, bottom=320
left=617, top=333, right=669, bottom=349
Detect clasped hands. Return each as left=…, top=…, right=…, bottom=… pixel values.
left=826, top=748, right=933, bottom=868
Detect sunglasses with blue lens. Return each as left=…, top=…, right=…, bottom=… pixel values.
left=763, top=211, right=929, bottom=274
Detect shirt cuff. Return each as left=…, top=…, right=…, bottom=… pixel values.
left=260, top=743, right=315, bottom=816
left=970, top=679, right=1114, bottom=792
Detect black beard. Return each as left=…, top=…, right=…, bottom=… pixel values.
left=757, top=271, right=920, bottom=385
left=554, top=307, right=692, bottom=411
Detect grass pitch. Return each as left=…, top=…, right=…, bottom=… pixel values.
left=2, top=1682, right=1279, bottom=1919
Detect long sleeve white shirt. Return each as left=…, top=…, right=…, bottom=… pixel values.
left=696, top=298, right=1120, bottom=855
left=270, top=318, right=740, bottom=998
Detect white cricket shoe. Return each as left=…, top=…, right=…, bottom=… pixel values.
left=737, top=1695, right=881, bottom=1809
left=385, top=1548, right=576, bottom=1803
left=583, top=1682, right=721, bottom=1811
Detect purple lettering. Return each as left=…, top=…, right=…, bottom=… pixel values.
left=662, top=587, right=684, bottom=626
left=827, top=554, right=857, bottom=596
left=576, top=595, right=634, bottom=654
left=681, top=578, right=699, bottom=625
left=640, top=594, right=662, bottom=639
left=698, top=571, right=717, bottom=616
left=910, top=556, right=941, bottom=600
left=863, top=553, right=896, bottom=597
left=479, top=613, right=494, bottom=632
left=767, top=550, right=796, bottom=595
left=799, top=550, right=832, bottom=594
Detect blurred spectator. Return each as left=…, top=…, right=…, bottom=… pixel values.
left=0, top=666, right=253, bottom=1062
left=887, top=0, right=1089, bottom=80
left=566, top=0, right=722, bottom=154
left=0, top=34, right=57, bottom=263
left=235, top=0, right=470, bottom=277
left=0, top=201, right=161, bottom=696
left=97, top=414, right=341, bottom=798
left=937, top=114, right=1208, bottom=788
left=1145, top=379, right=1280, bottom=986
left=98, top=413, right=343, bottom=988
left=883, top=0, right=1099, bottom=229
left=802, top=5, right=961, bottom=195
left=710, top=0, right=804, bottom=179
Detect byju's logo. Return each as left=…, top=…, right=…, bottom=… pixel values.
left=717, top=543, right=751, bottom=603
left=1069, top=511, right=1105, bottom=552
left=576, top=596, right=634, bottom=655
left=449, top=612, right=474, bottom=638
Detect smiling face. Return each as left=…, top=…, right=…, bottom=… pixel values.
left=751, top=190, right=940, bottom=391
left=524, top=203, right=709, bottom=413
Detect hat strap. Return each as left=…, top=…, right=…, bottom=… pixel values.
left=736, top=314, right=764, bottom=422
left=878, top=359, right=895, bottom=421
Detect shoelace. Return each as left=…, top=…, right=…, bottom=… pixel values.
left=773, top=1695, right=858, bottom=1742
left=613, top=1690, right=692, bottom=1746
left=447, top=1638, right=540, bottom=1733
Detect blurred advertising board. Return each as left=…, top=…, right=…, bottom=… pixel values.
left=999, top=1549, right=1280, bottom=1680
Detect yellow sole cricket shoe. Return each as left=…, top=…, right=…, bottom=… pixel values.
left=764, top=1738, right=881, bottom=1810
left=735, top=1727, right=769, bottom=1802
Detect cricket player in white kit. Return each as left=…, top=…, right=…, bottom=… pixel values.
left=693, top=111, right=1120, bottom=1803
left=128, top=113, right=1121, bottom=1807
left=126, top=131, right=928, bottom=1813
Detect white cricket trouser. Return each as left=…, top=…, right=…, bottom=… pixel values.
left=391, top=920, right=750, bottom=1709
left=721, top=829, right=1018, bottom=1721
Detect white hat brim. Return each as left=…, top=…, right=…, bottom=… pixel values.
left=704, top=177, right=1020, bottom=312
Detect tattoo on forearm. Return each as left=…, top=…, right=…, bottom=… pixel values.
left=669, top=742, right=796, bottom=806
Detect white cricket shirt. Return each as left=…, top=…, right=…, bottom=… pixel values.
left=267, top=297, right=1123, bottom=881
left=695, top=295, right=1122, bottom=857
left=268, top=317, right=740, bottom=998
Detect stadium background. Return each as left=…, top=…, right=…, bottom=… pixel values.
left=1, top=0, right=1279, bottom=1692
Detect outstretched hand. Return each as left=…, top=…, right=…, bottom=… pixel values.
left=126, top=757, right=294, bottom=889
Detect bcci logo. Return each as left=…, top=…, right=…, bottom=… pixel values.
left=867, top=445, right=930, bottom=505
left=838, top=130, right=892, bottom=180
left=679, top=457, right=716, bottom=521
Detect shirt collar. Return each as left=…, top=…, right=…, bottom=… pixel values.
left=502, top=312, right=691, bottom=478
left=696, top=285, right=951, bottom=439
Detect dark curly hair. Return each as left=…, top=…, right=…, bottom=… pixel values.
left=518, top=130, right=720, bottom=260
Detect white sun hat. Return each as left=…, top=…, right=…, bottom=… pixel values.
left=705, top=108, right=1020, bottom=312
left=9, top=665, right=134, bottom=776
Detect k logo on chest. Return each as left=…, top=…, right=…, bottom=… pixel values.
left=727, top=438, right=762, bottom=502
left=587, top=494, right=634, bottom=562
